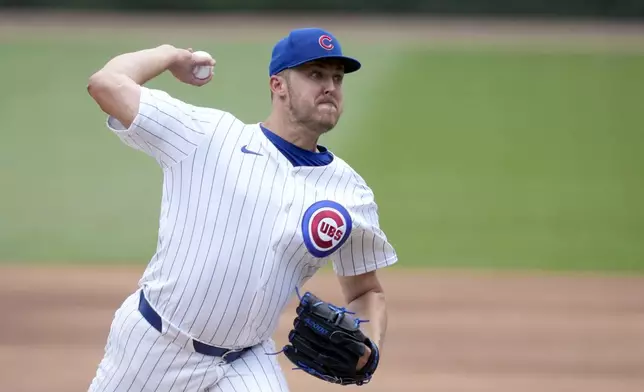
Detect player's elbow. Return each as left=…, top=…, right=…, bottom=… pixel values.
left=87, top=70, right=117, bottom=102
left=339, top=272, right=384, bottom=304
left=87, top=70, right=139, bottom=127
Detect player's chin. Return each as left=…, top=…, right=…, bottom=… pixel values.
left=315, top=116, right=339, bottom=133
left=318, top=110, right=340, bottom=125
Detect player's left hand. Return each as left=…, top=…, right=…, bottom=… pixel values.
left=272, top=289, right=380, bottom=386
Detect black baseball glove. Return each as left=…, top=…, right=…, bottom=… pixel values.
left=275, top=289, right=380, bottom=386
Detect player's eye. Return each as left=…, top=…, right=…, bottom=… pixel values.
left=334, top=74, right=344, bottom=83
left=311, top=71, right=322, bottom=79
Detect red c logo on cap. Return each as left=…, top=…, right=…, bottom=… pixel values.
left=319, top=35, right=334, bottom=50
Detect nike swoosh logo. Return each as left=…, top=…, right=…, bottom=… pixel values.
left=241, top=145, right=263, bottom=156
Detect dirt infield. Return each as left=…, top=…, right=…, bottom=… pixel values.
left=1, top=266, right=644, bottom=392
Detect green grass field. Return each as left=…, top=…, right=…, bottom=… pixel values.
left=1, top=33, right=643, bottom=272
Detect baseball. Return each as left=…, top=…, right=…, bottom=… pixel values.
left=192, top=50, right=214, bottom=80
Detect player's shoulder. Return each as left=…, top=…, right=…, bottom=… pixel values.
left=143, top=86, right=246, bottom=127
left=330, top=155, right=375, bottom=197
left=331, top=155, right=369, bottom=185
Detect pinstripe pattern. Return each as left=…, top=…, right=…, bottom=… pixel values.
left=89, top=291, right=289, bottom=392
left=93, top=86, right=397, bottom=391
left=209, top=340, right=290, bottom=392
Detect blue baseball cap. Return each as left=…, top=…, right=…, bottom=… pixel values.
left=269, top=28, right=361, bottom=76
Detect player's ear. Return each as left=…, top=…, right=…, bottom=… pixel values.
left=269, top=73, right=288, bottom=99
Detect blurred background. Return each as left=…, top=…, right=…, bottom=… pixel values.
left=1, top=0, right=643, bottom=391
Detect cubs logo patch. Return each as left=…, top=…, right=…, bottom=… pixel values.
left=301, top=200, right=352, bottom=258
left=318, top=35, right=334, bottom=50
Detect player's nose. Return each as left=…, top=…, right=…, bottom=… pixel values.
left=322, top=83, right=338, bottom=97
left=321, top=77, right=337, bottom=92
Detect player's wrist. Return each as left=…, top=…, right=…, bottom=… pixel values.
left=157, top=45, right=186, bottom=68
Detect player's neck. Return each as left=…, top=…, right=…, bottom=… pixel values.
left=262, top=116, right=320, bottom=152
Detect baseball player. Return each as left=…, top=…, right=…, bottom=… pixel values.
left=86, top=27, right=398, bottom=391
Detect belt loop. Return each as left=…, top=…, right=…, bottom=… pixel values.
left=221, top=347, right=245, bottom=363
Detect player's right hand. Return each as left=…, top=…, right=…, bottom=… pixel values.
left=168, top=48, right=215, bottom=87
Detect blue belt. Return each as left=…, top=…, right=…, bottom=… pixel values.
left=137, top=290, right=250, bottom=363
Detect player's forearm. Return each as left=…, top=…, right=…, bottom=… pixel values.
left=100, top=44, right=181, bottom=85
left=347, top=289, right=388, bottom=350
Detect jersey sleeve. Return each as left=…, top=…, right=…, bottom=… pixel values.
left=330, top=180, right=398, bottom=277
left=106, top=86, right=225, bottom=168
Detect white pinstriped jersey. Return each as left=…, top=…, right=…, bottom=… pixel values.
left=106, top=86, right=398, bottom=349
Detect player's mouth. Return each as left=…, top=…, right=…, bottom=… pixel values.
left=318, top=101, right=337, bottom=110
